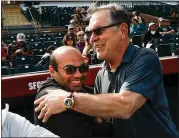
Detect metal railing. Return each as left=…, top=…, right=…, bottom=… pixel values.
left=27, top=7, right=39, bottom=38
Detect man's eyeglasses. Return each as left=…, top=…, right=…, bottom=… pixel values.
left=85, top=22, right=122, bottom=38
left=54, top=64, right=89, bottom=75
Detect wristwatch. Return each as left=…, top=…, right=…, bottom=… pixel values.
left=64, top=92, right=74, bottom=109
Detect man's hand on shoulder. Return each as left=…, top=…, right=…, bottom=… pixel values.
left=34, top=89, right=69, bottom=123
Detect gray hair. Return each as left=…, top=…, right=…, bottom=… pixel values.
left=87, top=3, right=131, bottom=35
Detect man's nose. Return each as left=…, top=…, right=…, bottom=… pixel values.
left=90, top=33, right=99, bottom=44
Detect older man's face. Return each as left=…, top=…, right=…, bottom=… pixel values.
left=88, top=10, right=125, bottom=61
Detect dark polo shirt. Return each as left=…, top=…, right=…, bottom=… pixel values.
left=94, top=43, right=179, bottom=137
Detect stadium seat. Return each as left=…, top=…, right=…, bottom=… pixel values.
left=132, top=35, right=143, bottom=47
left=2, top=67, right=13, bottom=75
left=26, top=34, right=35, bottom=41
left=54, top=32, right=65, bottom=38
left=159, top=35, right=171, bottom=44
left=41, top=63, right=49, bottom=71
left=157, top=44, right=172, bottom=57
left=43, top=41, right=57, bottom=48
left=46, top=37, right=55, bottom=41
left=34, top=65, right=42, bottom=71
left=29, top=38, right=38, bottom=43
left=30, top=42, right=43, bottom=49
left=33, top=48, right=46, bottom=56
left=58, top=13, right=71, bottom=26
left=2, top=60, right=10, bottom=67
left=13, top=64, right=35, bottom=74
left=34, top=56, right=42, bottom=64
left=11, top=56, right=35, bottom=67
left=170, top=33, right=179, bottom=53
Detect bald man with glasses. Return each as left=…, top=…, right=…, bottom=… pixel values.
left=34, top=46, right=112, bottom=137
left=35, top=3, right=179, bottom=137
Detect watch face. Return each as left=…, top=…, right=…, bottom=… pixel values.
left=65, top=98, right=73, bottom=108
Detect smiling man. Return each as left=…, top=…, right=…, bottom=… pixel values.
left=34, top=3, right=179, bottom=137
left=34, top=46, right=96, bottom=137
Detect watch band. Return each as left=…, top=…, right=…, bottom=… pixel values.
left=68, top=92, right=74, bottom=98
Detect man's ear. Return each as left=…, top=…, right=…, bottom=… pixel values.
left=49, top=65, right=55, bottom=78
left=120, top=23, right=128, bottom=40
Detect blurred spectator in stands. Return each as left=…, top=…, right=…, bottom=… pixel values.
left=74, top=7, right=83, bottom=25
left=143, top=22, right=160, bottom=49
left=36, top=45, right=57, bottom=66
left=132, top=11, right=146, bottom=25
left=70, top=19, right=82, bottom=34
left=132, top=11, right=142, bottom=24
left=1, top=40, right=8, bottom=53
left=66, top=24, right=77, bottom=41
left=157, top=17, right=175, bottom=35
left=80, top=8, right=88, bottom=25
left=1, top=48, right=7, bottom=61
left=72, top=7, right=88, bottom=29
left=8, top=33, right=33, bottom=60
left=63, top=34, right=76, bottom=47
left=72, top=7, right=82, bottom=25
left=76, top=31, right=85, bottom=53
left=132, top=11, right=146, bottom=32
left=130, top=18, right=142, bottom=34
left=72, top=7, right=81, bottom=22
left=169, top=11, right=179, bottom=29
left=82, top=27, right=103, bottom=65
left=67, top=24, right=75, bottom=35
left=82, top=27, right=92, bottom=64
left=70, top=19, right=77, bottom=26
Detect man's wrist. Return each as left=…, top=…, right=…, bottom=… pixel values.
left=63, top=92, right=75, bottom=109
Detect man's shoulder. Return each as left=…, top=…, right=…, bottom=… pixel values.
left=134, top=47, right=157, bottom=59
left=131, top=48, right=160, bottom=71
left=36, top=79, right=63, bottom=99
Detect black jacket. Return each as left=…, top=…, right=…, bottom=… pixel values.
left=143, top=30, right=160, bottom=46
left=34, top=78, right=96, bottom=137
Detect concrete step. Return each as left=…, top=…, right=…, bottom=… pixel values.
left=3, top=4, right=30, bottom=26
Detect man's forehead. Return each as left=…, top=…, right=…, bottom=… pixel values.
left=88, top=11, right=109, bottom=30
left=55, top=52, right=84, bottom=64
left=60, top=59, right=85, bottom=67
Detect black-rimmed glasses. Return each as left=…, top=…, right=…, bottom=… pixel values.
left=85, top=22, right=122, bottom=38
left=53, top=64, right=89, bottom=75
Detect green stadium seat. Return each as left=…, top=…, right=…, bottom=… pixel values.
left=33, top=48, right=46, bottom=56
left=34, top=65, right=42, bottom=71
left=2, top=60, right=10, bottom=67
left=2, top=67, right=13, bottom=75
left=13, top=64, right=35, bottom=74
left=41, top=63, right=49, bottom=71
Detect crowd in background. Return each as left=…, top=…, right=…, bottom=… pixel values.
left=1, top=7, right=179, bottom=73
